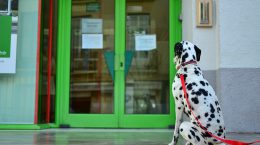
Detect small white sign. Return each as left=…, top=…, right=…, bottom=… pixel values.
left=82, top=34, right=103, bottom=49
left=81, top=18, right=103, bottom=34
left=0, top=34, right=17, bottom=73
left=135, top=34, right=157, bottom=51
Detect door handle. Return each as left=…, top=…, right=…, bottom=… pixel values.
left=115, top=54, right=124, bottom=71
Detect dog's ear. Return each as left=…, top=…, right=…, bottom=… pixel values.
left=194, top=45, right=201, bottom=61
left=174, top=42, right=183, bottom=57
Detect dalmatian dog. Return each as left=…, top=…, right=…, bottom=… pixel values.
left=169, top=41, right=226, bottom=145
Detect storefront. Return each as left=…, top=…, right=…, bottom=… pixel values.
left=0, top=0, right=181, bottom=129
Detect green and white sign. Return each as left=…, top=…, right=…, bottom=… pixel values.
left=0, top=16, right=17, bottom=73
left=0, top=16, right=12, bottom=58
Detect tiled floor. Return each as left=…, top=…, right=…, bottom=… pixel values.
left=0, top=129, right=259, bottom=145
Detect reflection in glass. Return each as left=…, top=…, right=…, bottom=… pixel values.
left=70, top=0, right=114, bottom=114
left=125, top=0, right=170, bottom=114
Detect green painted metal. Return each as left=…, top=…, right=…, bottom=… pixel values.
left=170, top=0, right=182, bottom=125
left=118, top=0, right=182, bottom=128
left=0, top=124, right=42, bottom=130
left=55, top=0, right=181, bottom=128
left=56, top=0, right=72, bottom=126
left=104, top=51, right=134, bottom=81
left=56, top=0, right=118, bottom=128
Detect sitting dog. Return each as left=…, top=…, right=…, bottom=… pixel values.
left=169, top=41, right=226, bottom=145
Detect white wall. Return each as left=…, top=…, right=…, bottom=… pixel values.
left=182, top=0, right=218, bottom=71
left=218, top=0, right=260, bottom=68
left=182, top=0, right=260, bottom=133
left=217, top=0, right=260, bottom=133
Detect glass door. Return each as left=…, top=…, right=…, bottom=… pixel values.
left=119, top=0, right=174, bottom=128
left=57, top=0, right=118, bottom=127
left=56, top=0, right=178, bottom=128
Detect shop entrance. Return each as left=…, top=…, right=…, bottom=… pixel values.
left=56, top=0, right=180, bottom=128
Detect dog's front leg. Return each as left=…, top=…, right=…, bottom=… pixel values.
left=169, top=104, right=183, bottom=145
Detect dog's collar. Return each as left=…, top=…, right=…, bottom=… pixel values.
left=177, top=60, right=197, bottom=70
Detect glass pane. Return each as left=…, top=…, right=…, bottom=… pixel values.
left=0, top=0, right=37, bottom=123
left=70, top=0, right=114, bottom=114
left=125, top=0, right=170, bottom=114
left=38, top=0, right=57, bottom=123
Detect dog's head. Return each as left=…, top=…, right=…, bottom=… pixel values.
left=174, top=41, right=201, bottom=68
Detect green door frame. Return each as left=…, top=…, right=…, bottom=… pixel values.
left=55, top=0, right=181, bottom=128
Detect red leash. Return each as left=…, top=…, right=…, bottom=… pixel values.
left=180, top=74, right=260, bottom=145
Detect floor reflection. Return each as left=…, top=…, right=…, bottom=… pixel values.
left=0, top=129, right=182, bottom=145
left=1, top=129, right=258, bottom=145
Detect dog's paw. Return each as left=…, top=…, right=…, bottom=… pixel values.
left=168, top=142, right=174, bottom=145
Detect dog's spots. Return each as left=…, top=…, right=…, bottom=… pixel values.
left=200, top=81, right=205, bottom=86
left=199, top=88, right=208, bottom=96
left=191, top=88, right=208, bottom=97
left=191, top=127, right=198, bottom=132
left=192, top=55, right=195, bottom=60
left=217, top=107, right=221, bottom=113
left=183, top=74, right=188, bottom=80
left=182, top=53, right=189, bottom=63
left=194, top=67, right=201, bottom=76
left=187, top=83, right=193, bottom=90
left=194, top=69, right=200, bottom=75
left=172, top=41, right=225, bottom=145
left=192, top=82, right=198, bottom=86
left=190, top=130, right=195, bottom=137
left=196, top=136, right=201, bottom=142
left=210, top=104, right=215, bottom=113
left=219, top=128, right=224, bottom=134
left=191, top=97, right=199, bottom=104
left=201, top=132, right=211, bottom=138
left=188, top=135, right=192, bottom=139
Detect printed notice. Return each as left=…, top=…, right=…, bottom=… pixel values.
left=135, top=34, right=157, bottom=51
left=82, top=34, right=103, bottom=49
left=81, top=18, right=103, bottom=34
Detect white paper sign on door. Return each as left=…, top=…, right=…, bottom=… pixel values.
left=82, top=34, right=103, bottom=49
left=135, top=34, right=157, bottom=51
left=81, top=18, right=103, bottom=34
